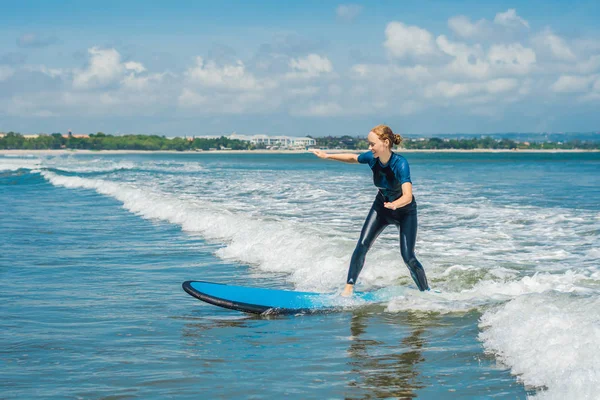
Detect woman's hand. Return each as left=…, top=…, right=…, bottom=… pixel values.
left=384, top=183, right=413, bottom=210
left=311, top=149, right=329, bottom=159
left=383, top=202, right=398, bottom=210
left=311, top=151, right=358, bottom=163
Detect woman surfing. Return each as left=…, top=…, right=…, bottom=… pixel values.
left=312, top=125, right=429, bottom=296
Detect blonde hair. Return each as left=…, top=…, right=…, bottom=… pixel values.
left=371, top=124, right=402, bottom=149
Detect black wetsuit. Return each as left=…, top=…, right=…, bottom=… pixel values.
left=347, top=151, right=429, bottom=291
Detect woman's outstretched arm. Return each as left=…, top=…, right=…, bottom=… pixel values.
left=311, top=150, right=359, bottom=163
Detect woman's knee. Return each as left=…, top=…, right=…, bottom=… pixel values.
left=406, top=257, right=422, bottom=271
left=400, top=249, right=416, bottom=265
left=353, top=241, right=370, bottom=258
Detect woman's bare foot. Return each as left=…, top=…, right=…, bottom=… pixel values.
left=341, top=284, right=354, bottom=297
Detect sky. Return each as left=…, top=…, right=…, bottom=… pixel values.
left=0, top=0, right=599, bottom=137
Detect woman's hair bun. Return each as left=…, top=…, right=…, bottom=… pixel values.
left=371, top=124, right=403, bottom=148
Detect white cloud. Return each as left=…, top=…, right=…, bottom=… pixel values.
left=121, top=72, right=169, bottom=91
left=72, top=48, right=150, bottom=91
left=5, top=94, right=58, bottom=117
left=436, top=35, right=490, bottom=79
left=351, top=64, right=369, bottom=77
left=533, top=30, right=576, bottom=62
left=336, top=4, right=362, bottom=22
left=424, top=81, right=471, bottom=98
left=288, top=86, right=320, bottom=97
left=424, top=78, right=519, bottom=99
left=0, top=48, right=172, bottom=120
left=486, top=78, right=519, bottom=93
left=287, top=54, right=333, bottom=79
left=579, top=77, right=600, bottom=101
left=488, top=43, right=536, bottom=74
left=390, top=36, right=536, bottom=82
left=545, top=35, right=576, bottom=61
left=517, top=79, right=533, bottom=96
left=436, top=35, right=475, bottom=58
left=124, top=61, right=146, bottom=74
left=494, top=9, right=529, bottom=29
left=3, top=9, right=599, bottom=130
left=447, top=9, right=529, bottom=40
left=397, top=100, right=422, bottom=116
left=575, top=55, right=600, bottom=75
left=436, top=36, right=539, bottom=82
left=178, top=88, right=208, bottom=107
left=64, top=89, right=166, bottom=115
left=292, top=101, right=344, bottom=116
left=178, top=87, right=272, bottom=114
left=351, top=63, right=431, bottom=82
left=384, top=22, right=437, bottom=59
left=448, top=15, right=486, bottom=38
left=185, top=56, right=268, bottom=91
left=24, top=65, right=66, bottom=78
left=551, top=75, right=595, bottom=93
left=3, top=51, right=172, bottom=118
left=73, top=47, right=125, bottom=89
left=396, top=65, right=431, bottom=81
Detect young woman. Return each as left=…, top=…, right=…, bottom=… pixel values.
left=312, top=125, right=429, bottom=296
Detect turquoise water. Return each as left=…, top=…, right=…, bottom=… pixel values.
left=1, top=152, right=599, bottom=399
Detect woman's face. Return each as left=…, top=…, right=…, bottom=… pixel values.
left=367, top=131, right=389, bottom=158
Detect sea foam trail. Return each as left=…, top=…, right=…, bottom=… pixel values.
left=0, top=155, right=210, bottom=175
left=479, top=293, right=600, bottom=399
left=386, top=270, right=596, bottom=313
left=0, top=157, right=41, bottom=172
left=41, top=171, right=362, bottom=291
left=41, top=169, right=599, bottom=289
left=44, top=159, right=206, bottom=174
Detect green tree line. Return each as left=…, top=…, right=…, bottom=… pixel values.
left=0, top=132, right=261, bottom=151
left=314, top=135, right=599, bottom=150
left=1, top=131, right=598, bottom=151
left=402, top=137, right=599, bottom=150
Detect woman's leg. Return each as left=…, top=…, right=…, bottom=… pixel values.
left=346, top=206, right=389, bottom=285
left=398, top=209, right=430, bottom=291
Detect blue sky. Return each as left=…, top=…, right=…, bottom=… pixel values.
left=1, top=1, right=599, bottom=136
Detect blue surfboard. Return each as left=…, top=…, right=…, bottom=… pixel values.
left=182, top=280, right=385, bottom=315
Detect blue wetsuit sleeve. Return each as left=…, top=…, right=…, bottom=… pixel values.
left=394, top=157, right=412, bottom=184
left=357, top=151, right=374, bottom=165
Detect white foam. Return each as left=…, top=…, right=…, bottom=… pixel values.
left=38, top=169, right=435, bottom=295
left=41, top=157, right=208, bottom=174
left=586, top=247, right=600, bottom=259
left=41, top=171, right=358, bottom=292
left=479, top=293, right=600, bottom=399
left=386, top=271, right=595, bottom=314
left=0, top=157, right=41, bottom=172
left=2, top=153, right=36, bottom=158
left=40, top=167, right=600, bottom=292
left=48, top=158, right=137, bottom=173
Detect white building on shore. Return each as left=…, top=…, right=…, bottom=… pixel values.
left=197, top=133, right=316, bottom=149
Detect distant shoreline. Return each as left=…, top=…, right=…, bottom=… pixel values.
left=1, top=148, right=599, bottom=156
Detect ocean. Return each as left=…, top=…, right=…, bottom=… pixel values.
left=1, top=151, right=599, bottom=399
